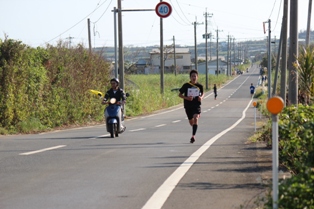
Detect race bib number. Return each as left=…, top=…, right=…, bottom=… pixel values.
left=187, top=88, right=200, bottom=97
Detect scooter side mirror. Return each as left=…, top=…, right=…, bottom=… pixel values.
left=126, top=93, right=130, bottom=97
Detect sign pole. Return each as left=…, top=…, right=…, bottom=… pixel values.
left=272, top=114, right=279, bottom=209
left=267, top=96, right=284, bottom=209
left=155, top=1, right=172, bottom=94
left=252, top=101, right=257, bottom=132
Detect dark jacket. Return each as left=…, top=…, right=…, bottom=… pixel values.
left=104, top=88, right=126, bottom=103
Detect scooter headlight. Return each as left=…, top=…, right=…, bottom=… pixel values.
left=109, top=98, right=117, bottom=104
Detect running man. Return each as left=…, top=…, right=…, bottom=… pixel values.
left=178, top=70, right=204, bottom=143
left=250, top=83, right=255, bottom=96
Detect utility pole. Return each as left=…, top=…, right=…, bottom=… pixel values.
left=87, top=18, right=92, bottom=53
left=216, top=28, right=223, bottom=76
left=210, top=33, right=213, bottom=60
left=113, top=7, right=118, bottom=78
left=237, top=42, right=241, bottom=61
left=117, top=0, right=125, bottom=90
left=204, top=10, right=213, bottom=89
left=233, top=38, right=236, bottom=71
left=66, top=36, right=74, bottom=48
left=173, top=35, right=176, bottom=76
left=272, top=30, right=282, bottom=96
left=263, top=20, right=272, bottom=99
left=229, top=36, right=232, bottom=76
left=280, top=0, right=288, bottom=106
left=306, top=0, right=312, bottom=46
left=267, top=19, right=271, bottom=99
left=227, top=35, right=230, bottom=76
left=192, top=17, right=203, bottom=70
left=113, top=5, right=155, bottom=87
left=288, top=0, right=298, bottom=105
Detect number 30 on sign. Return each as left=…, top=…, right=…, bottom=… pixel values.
left=155, top=2, right=172, bottom=18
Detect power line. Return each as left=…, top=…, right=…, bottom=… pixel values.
left=174, top=0, right=192, bottom=24
left=272, top=0, right=283, bottom=32
left=46, top=0, right=111, bottom=44
left=268, top=0, right=278, bottom=19
left=168, top=0, right=192, bottom=26
left=93, top=0, right=113, bottom=23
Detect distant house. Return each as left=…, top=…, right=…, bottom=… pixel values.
left=148, top=48, right=191, bottom=74
left=197, top=59, right=228, bottom=75
left=230, top=57, right=243, bottom=66
left=135, top=58, right=150, bottom=74
left=136, top=58, right=150, bottom=67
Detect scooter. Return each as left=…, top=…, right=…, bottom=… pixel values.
left=104, top=97, right=126, bottom=138
left=89, top=89, right=127, bottom=138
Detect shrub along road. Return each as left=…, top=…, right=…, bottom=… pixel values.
left=0, top=65, right=272, bottom=209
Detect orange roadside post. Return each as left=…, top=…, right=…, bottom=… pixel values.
left=252, top=101, right=257, bottom=131
left=266, top=96, right=284, bottom=115
left=266, top=96, right=284, bottom=209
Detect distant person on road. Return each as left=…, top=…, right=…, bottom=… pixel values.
left=178, top=70, right=204, bottom=143
left=213, top=84, right=217, bottom=100
left=250, top=83, right=255, bottom=96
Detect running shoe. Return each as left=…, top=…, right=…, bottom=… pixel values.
left=190, top=137, right=195, bottom=143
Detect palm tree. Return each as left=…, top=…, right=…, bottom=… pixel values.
left=294, top=46, right=314, bottom=105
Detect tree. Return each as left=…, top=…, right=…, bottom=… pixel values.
left=295, top=46, right=314, bottom=105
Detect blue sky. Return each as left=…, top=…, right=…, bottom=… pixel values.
left=0, top=0, right=312, bottom=48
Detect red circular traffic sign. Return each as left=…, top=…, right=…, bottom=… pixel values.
left=155, top=2, right=172, bottom=18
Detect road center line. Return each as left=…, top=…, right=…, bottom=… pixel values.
left=155, top=124, right=166, bottom=128
left=19, top=145, right=66, bottom=156
left=172, top=120, right=181, bottom=123
left=129, top=128, right=146, bottom=132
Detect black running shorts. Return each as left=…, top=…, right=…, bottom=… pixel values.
left=185, top=107, right=201, bottom=120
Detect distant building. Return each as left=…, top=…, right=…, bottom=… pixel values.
left=135, top=58, right=150, bottom=74
left=148, top=48, right=191, bottom=74
left=197, top=58, right=228, bottom=75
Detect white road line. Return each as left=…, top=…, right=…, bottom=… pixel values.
left=129, top=128, right=146, bottom=132
left=142, top=96, right=254, bottom=209
left=155, top=124, right=166, bottom=128
left=19, top=145, right=66, bottom=156
left=172, top=120, right=181, bottom=123
left=98, top=134, right=109, bottom=138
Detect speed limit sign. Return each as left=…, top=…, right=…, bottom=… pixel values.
left=155, top=2, right=172, bottom=18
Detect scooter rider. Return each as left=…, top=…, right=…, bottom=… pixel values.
left=102, top=78, right=126, bottom=132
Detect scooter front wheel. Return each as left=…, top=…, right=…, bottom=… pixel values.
left=109, top=124, right=115, bottom=138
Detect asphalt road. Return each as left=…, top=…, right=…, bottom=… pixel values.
left=0, top=65, right=271, bottom=209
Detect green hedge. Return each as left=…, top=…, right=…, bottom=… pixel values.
left=0, top=39, right=110, bottom=133
left=263, top=105, right=314, bottom=208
